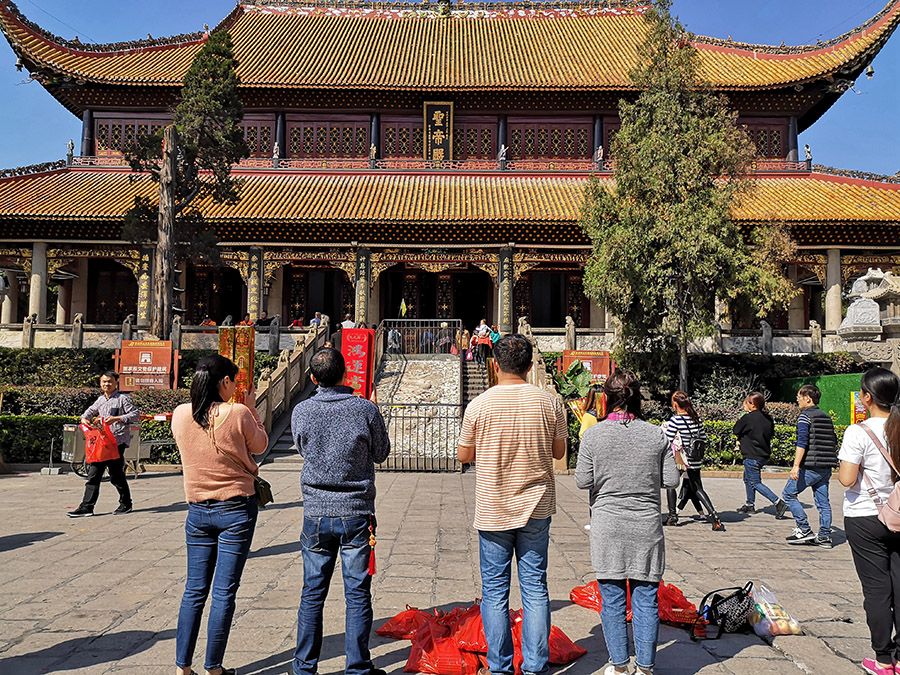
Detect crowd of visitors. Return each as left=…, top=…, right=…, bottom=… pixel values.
left=65, top=329, right=900, bottom=675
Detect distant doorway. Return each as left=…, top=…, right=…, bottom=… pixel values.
left=453, top=271, right=492, bottom=333
left=530, top=271, right=566, bottom=327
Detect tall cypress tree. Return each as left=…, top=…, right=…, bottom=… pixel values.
left=580, top=0, right=796, bottom=391
left=124, top=30, right=248, bottom=339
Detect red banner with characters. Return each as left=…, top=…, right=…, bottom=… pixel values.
left=342, top=328, right=375, bottom=399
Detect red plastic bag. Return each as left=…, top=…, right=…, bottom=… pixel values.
left=658, top=581, right=700, bottom=629
left=405, top=618, right=480, bottom=675
left=548, top=625, right=586, bottom=664
left=570, top=580, right=632, bottom=619
left=80, top=420, right=119, bottom=464
left=570, top=580, right=705, bottom=635
left=376, top=605, right=433, bottom=639
left=453, top=605, right=487, bottom=653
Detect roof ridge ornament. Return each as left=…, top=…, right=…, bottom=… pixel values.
left=693, top=0, right=900, bottom=54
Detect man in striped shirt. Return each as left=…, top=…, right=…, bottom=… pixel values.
left=458, top=334, right=568, bottom=675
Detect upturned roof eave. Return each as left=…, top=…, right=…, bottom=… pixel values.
left=0, top=0, right=898, bottom=114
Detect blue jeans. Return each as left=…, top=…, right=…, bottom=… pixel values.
left=597, top=580, right=660, bottom=671
left=743, top=458, right=779, bottom=506
left=175, top=495, right=258, bottom=671
left=782, top=467, right=832, bottom=536
left=293, top=515, right=375, bottom=675
left=478, top=517, right=551, bottom=675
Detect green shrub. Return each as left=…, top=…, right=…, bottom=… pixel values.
left=0, top=415, right=77, bottom=463
left=130, top=389, right=190, bottom=414
left=140, top=418, right=179, bottom=464
left=0, top=348, right=114, bottom=387
left=0, top=386, right=99, bottom=416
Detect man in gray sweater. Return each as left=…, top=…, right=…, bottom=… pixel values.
left=290, top=348, right=390, bottom=675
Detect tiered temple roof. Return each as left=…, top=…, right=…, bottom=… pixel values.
left=1, top=0, right=898, bottom=117
left=0, top=167, right=897, bottom=246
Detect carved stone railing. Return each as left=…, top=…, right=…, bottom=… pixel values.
left=254, top=324, right=328, bottom=433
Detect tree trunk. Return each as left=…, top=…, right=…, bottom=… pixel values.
left=151, top=125, right=177, bottom=340
left=679, top=330, right=688, bottom=393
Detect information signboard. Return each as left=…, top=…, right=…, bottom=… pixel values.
left=562, top=350, right=615, bottom=385
left=117, top=340, right=173, bottom=391
left=342, top=328, right=376, bottom=399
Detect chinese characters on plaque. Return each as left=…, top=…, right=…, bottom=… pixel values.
left=341, top=328, right=376, bottom=399
left=424, top=102, right=453, bottom=162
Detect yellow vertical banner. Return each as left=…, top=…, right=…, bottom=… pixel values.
left=424, top=102, right=453, bottom=161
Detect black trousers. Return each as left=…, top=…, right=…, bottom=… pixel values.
left=80, top=443, right=132, bottom=509
left=666, top=469, right=718, bottom=516
left=845, top=515, right=900, bottom=663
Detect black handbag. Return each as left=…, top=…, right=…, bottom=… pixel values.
left=691, top=581, right=754, bottom=640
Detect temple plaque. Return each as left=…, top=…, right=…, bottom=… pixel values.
left=424, top=102, right=453, bottom=161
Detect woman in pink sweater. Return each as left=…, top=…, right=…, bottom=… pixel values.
left=171, top=355, right=268, bottom=675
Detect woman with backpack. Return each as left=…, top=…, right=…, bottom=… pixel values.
left=838, top=368, right=900, bottom=675
left=663, top=391, right=725, bottom=532
left=733, top=392, right=788, bottom=518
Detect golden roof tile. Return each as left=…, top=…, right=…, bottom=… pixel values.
left=0, top=167, right=899, bottom=234
left=1, top=0, right=897, bottom=91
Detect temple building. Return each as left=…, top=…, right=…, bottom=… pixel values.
left=0, top=0, right=899, bottom=338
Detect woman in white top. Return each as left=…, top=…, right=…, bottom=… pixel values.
left=838, top=367, right=900, bottom=675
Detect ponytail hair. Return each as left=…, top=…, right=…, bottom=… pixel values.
left=671, top=390, right=700, bottom=424
left=861, top=367, right=900, bottom=472
left=745, top=391, right=769, bottom=418
left=191, top=354, right=239, bottom=428
left=600, top=368, right=642, bottom=421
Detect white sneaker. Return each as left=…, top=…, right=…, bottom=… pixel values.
left=584, top=523, right=591, bottom=531
left=603, top=666, right=628, bottom=675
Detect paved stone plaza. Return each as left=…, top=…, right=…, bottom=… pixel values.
left=0, top=466, right=870, bottom=674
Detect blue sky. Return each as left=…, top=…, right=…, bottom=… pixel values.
left=0, top=0, right=897, bottom=173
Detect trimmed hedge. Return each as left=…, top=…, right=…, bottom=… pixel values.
left=0, top=415, right=78, bottom=463
left=0, top=386, right=190, bottom=416
left=0, top=414, right=178, bottom=464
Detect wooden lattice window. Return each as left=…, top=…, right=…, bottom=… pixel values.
left=240, top=120, right=276, bottom=158
left=381, top=120, right=424, bottom=158
left=743, top=122, right=788, bottom=159
left=453, top=120, right=496, bottom=160
left=509, top=120, right=592, bottom=159
left=94, top=118, right=168, bottom=156
left=287, top=120, right=369, bottom=158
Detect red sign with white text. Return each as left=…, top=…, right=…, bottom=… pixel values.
left=341, top=329, right=375, bottom=399
left=118, top=340, right=173, bottom=390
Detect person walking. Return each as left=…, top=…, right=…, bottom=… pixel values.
left=458, top=334, right=567, bottom=675
left=663, top=391, right=725, bottom=532
left=575, top=369, right=680, bottom=675
left=68, top=371, right=138, bottom=517
left=734, top=392, right=788, bottom=518
left=782, top=384, right=839, bottom=547
left=838, top=368, right=900, bottom=675
left=474, top=319, right=492, bottom=366
left=171, top=355, right=268, bottom=675
left=290, top=348, right=391, bottom=675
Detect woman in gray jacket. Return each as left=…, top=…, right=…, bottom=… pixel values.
left=575, top=369, right=680, bottom=675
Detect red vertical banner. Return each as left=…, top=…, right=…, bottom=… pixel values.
left=342, top=328, right=375, bottom=398
left=218, top=326, right=255, bottom=404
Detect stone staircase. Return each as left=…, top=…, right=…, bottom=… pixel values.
left=462, top=360, right=490, bottom=408
left=267, top=424, right=302, bottom=464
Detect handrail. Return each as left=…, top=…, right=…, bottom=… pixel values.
left=66, top=155, right=812, bottom=175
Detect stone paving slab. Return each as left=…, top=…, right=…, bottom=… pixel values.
left=0, top=467, right=869, bottom=674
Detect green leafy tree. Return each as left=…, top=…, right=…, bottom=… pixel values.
left=580, top=0, right=796, bottom=392
left=124, top=31, right=248, bottom=339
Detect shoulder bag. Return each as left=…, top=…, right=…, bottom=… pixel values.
left=209, top=411, right=274, bottom=509
left=859, top=422, right=900, bottom=532
left=690, top=581, right=754, bottom=640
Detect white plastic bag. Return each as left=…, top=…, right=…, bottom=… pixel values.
left=749, top=584, right=802, bottom=636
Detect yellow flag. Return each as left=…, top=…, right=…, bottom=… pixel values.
left=400, top=298, right=408, bottom=317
